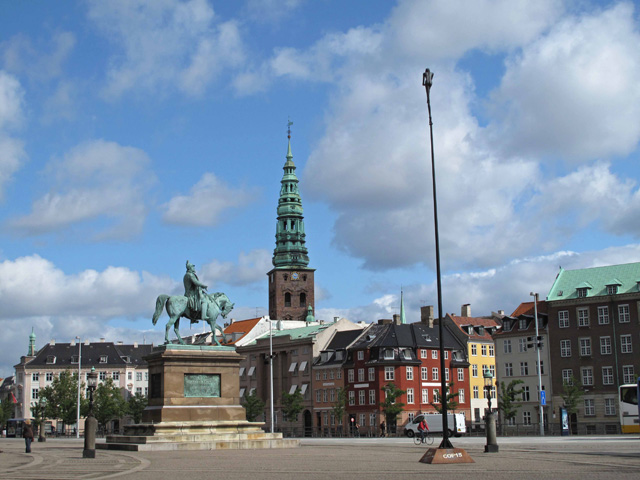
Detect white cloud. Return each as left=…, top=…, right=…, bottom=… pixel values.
left=245, top=0, right=305, bottom=24
left=200, top=249, right=272, bottom=287
left=86, top=0, right=245, bottom=97
left=162, top=172, right=257, bottom=227
left=0, top=71, right=26, bottom=201
left=8, top=140, right=154, bottom=238
left=488, top=2, right=640, bottom=161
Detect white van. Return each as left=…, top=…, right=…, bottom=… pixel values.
left=404, top=412, right=467, bottom=437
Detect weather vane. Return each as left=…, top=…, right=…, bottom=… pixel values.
left=287, top=117, right=293, bottom=139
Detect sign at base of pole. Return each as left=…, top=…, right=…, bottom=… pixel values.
left=419, top=447, right=474, bottom=464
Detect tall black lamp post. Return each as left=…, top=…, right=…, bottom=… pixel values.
left=484, top=370, right=498, bottom=452
left=83, top=367, right=98, bottom=458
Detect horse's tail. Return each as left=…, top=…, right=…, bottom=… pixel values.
left=152, top=294, right=170, bottom=325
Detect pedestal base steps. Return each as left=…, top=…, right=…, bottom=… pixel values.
left=98, top=420, right=299, bottom=451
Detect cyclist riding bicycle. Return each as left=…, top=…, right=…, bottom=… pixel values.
left=417, top=418, right=429, bottom=442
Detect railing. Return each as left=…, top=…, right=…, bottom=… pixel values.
left=467, top=421, right=622, bottom=436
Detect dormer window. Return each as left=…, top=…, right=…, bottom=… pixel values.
left=503, top=321, right=512, bottom=332
left=71, top=355, right=79, bottom=364
left=46, top=355, right=56, bottom=364
left=335, top=351, right=343, bottom=361
left=384, top=349, right=394, bottom=360
left=121, top=356, right=131, bottom=363
left=577, top=288, right=588, bottom=298
left=519, top=319, right=527, bottom=330
left=477, top=326, right=485, bottom=336
left=606, top=285, right=618, bottom=295
left=99, top=355, right=108, bottom=363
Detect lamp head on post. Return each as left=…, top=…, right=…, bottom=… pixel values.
left=484, top=369, right=494, bottom=411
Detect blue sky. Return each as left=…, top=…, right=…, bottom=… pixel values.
left=2, top=0, right=640, bottom=377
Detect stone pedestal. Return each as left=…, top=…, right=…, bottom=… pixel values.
left=142, top=344, right=245, bottom=423
left=100, top=344, right=298, bottom=451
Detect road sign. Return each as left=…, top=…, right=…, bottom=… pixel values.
left=540, top=390, right=546, bottom=406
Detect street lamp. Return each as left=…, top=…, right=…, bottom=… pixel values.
left=83, top=367, right=98, bottom=459
left=483, top=370, right=498, bottom=453
left=76, top=336, right=82, bottom=439
left=530, top=292, right=545, bottom=436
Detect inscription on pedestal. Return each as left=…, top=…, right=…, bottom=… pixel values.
left=184, top=374, right=221, bottom=398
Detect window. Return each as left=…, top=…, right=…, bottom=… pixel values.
left=620, top=335, right=633, bottom=353
left=420, top=349, right=427, bottom=359
left=519, top=318, right=528, bottom=330
left=357, top=351, right=364, bottom=361
left=481, top=345, right=487, bottom=356
left=471, top=344, right=477, bottom=356
left=523, top=412, right=531, bottom=425
left=445, top=368, right=449, bottom=381
left=519, top=338, right=527, bottom=352
left=136, top=372, right=142, bottom=381
left=407, top=388, right=414, bottom=404
left=536, top=360, right=544, bottom=375
left=46, top=372, right=53, bottom=382
left=457, top=368, right=464, bottom=381
left=577, top=287, right=588, bottom=298
left=406, top=366, right=413, bottom=381
left=71, top=355, right=79, bottom=364
left=368, top=367, right=375, bottom=381
left=489, top=365, right=495, bottom=377
left=579, top=338, right=592, bottom=356
left=444, top=350, right=449, bottom=360
left=359, top=390, right=365, bottom=405
left=598, top=306, right=609, bottom=325
left=284, top=292, right=291, bottom=307
left=46, top=356, right=56, bottom=365
left=248, top=366, right=256, bottom=377
left=330, top=370, right=335, bottom=380
left=505, top=363, right=513, bottom=377
left=358, top=368, right=364, bottom=382
left=489, top=345, right=494, bottom=357
left=600, top=336, right=612, bottom=355
left=618, top=304, right=630, bottom=323
left=100, top=355, right=108, bottom=363
left=369, top=390, right=375, bottom=404
left=456, top=388, right=464, bottom=403
left=348, top=391, right=355, bottom=406
left=330, top=389, right=335, bottom=402
left=322, top=390, right=328, bottom=403
left=99, top=371, right=107, bottom=381
left=348, top=369, right=354, bottom=383
left=136, top=387, right=142, bottom=395
left=604, top=398, right=616, bottom=416
left=503, top=339, right=512, bottom=354
left=581, top=367, right=593, bottom=386
left=560, top=339, right=571, bottom=357
left=144, top=372, right=148, bottom=381
left=520, top=362, right=529, bottom=376
left=384, top=367, right=394, bottom=381
left=316, top=390, right=322, bottom=402
left=433, top=389, right=440, bottom=403
left=472, top=365, right=478, bottom=377
left=432, top=368, right=439, bottom=381
left=127, top=372, right=132, bottom=380
left=369, top=413, right=377, bottom=427
left=602, top=366, right=614, bottom=385
left=559, top=310, right=569, bottom=328
left=323, top=371, right=328, bottom=380
left=623, top=365, right=635, bottom=384
left=112, top=371, right=120, bottom=381
left=384, top=349, right=394, bottom=360
left=473, top=386, right=479, bottom=399
left=607, top=284, right=618, bottom=295
left=432, top=350, right=438, bottom=359
left=359, top=413, right=366, bottom=427
left=584, top=399, right=595, bottom=416
left=577, top=308, right=589, bottom=327
left=32, top=388, right=39, bottom=400
left=288, top=362, right=297, bottom=373
left=299, top=361, right=308, bottom=373
left=422, top=389, right=428, bottom=403
left=32, top=372, right=39, bottom=382
left=421, top=367, right=428, bottom=381
left=299, top=292, right=306, bottom=307
left=562, top=369, right=573, bottom=385
left=522, top=386, right=530, bottom=401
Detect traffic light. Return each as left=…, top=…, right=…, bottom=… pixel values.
left=527, top=336, right=544, bottom=349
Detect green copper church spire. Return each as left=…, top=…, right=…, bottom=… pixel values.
left=272, top=120, right=310, bottom=268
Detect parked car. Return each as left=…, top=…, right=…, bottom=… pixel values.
left=404, top=412, right=466, bottom=437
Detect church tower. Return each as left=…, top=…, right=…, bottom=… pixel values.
left=267, top=121, right=315, bottom=321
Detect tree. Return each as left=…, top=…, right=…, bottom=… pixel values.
left=242, top=391, right=265, bottom=422
left=380, top=383, right=405, bottom=433
left=40, top=369, right=82, bottom=432
left=430, top=381, right=460, bottom=413
left=331, top=387, right=347, bottom=432
left=126, top=393, right=148, bottom=424
left=561, top=376, right=584, bottom=434
left=0, top=394, right=14, bottom=427
left=497, top=379, right=524, bottom=432
left=281, top=388, right=304, bottom=424
left=92, top=377, right=127, bottom=432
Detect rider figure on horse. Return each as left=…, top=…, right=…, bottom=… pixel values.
left=184, top=260, right=208, bottom=322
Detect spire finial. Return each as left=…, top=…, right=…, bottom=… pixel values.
left=287, top=117, right=293, bottom=139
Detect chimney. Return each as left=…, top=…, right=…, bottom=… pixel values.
left=49, top=340, right=55, bottom=346
left=84, top=339, right=90, bottom=346
left=421, top=306, right=435, bottom=328
left=100, top=338, right=106, bottom=343
left=378, top=319, right=393, bottom=325
left=393, top=314, right=401, bottom=325
left=461, top=304, right=471, bottom=317
left=133, top=342, right=138, bottom=348
left=498, top=310, right=504, bottom=316
left=230, top=318, right=235, bottom=324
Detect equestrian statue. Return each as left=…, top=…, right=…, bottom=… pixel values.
left=152, top=260, right=234, bottom=345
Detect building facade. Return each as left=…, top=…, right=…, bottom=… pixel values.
left=547, top=263, right=640, bottom=434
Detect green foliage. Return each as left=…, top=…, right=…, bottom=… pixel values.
left=380, top=383, right=405, bottom=427
left=561, top=376, right=584, bottom=416
left=497, top=379, right=525, bottom=425
left=0, top=394, right=14, bottom=427
left=430, top=381, right=459, bottom=413
left=331, top=387, right=347, bottom=429
left=30, top=398, right=47, bottom=427
left=126, top=393, right=148, bottom=424
left=92, top=377, right=127, bottom=430
left=242, top=390, right=265, bottom=422
left=40, top=369, right=82, bottom=430
left=281, top=388, right=304, bottom=422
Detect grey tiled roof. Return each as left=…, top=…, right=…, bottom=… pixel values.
left=25, top=342, right=153, bottom=368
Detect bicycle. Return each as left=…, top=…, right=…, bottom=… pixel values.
left=413, top=430, right=434, bottom=445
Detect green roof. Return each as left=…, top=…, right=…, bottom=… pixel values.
left=547, top=262, right=640, bottom=301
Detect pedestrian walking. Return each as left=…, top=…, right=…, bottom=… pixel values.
left=23, top=419, right=34, bottom=453
left=380, top=421, right=386, bottom=437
